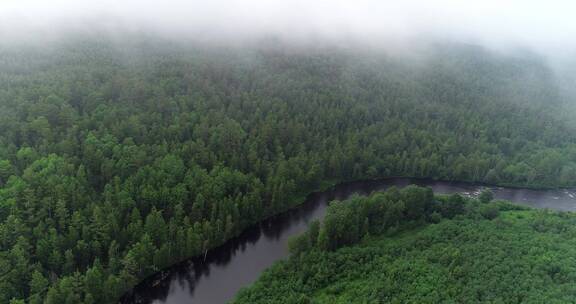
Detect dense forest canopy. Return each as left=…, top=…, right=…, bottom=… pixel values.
left=233, top=187, right=576, bottom=303
left=0, top=35, right=576, bottom=303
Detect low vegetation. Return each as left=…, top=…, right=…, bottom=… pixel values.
left=234, top=186, right=576, bottom=304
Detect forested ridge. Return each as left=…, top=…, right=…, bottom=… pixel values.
left=0, top=36, right=575, bottom=303
left=234, top=187, right=576, bottom=304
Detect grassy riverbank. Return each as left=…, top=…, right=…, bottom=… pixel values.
left=233, top=188, right=576, bottom=303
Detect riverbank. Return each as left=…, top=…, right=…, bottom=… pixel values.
left=233, top=192, right=576, bottom=303
left=121, top=177, right=576, bottom=303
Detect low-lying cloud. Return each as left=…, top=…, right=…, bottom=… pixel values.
left=1, top=0, right=576, bottom=55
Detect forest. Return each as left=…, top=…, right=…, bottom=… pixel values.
left=1, top=35, right=576, bottom=303
left=234, top=187, right=576, bottom=303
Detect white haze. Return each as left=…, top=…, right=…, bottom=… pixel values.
left=1, top=0, right=576, bottom=56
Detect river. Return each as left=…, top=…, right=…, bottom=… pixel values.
left=119, top=178, right=576, bottom=304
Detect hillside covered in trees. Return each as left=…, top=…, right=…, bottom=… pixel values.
left=0, top=35, right=576, bottom=303
left=234, top=187, right=576, bottom=304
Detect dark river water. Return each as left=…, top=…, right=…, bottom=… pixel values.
left=120, top=178, right=576, bottom=304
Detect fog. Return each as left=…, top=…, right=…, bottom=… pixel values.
left=1, top=0, right=576, bottom=55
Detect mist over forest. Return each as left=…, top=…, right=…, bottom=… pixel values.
left=2, top=1, right=576, bottom=304
left=2, top=0, right=576, bottom=105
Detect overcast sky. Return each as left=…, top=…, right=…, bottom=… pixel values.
left=1, top=0, right=576, bottom=54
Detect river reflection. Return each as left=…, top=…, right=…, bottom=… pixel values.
left=120, top=178, right=576, bottom=304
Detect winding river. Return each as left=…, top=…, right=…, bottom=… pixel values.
left=120, top=178, right=576, bottom=304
